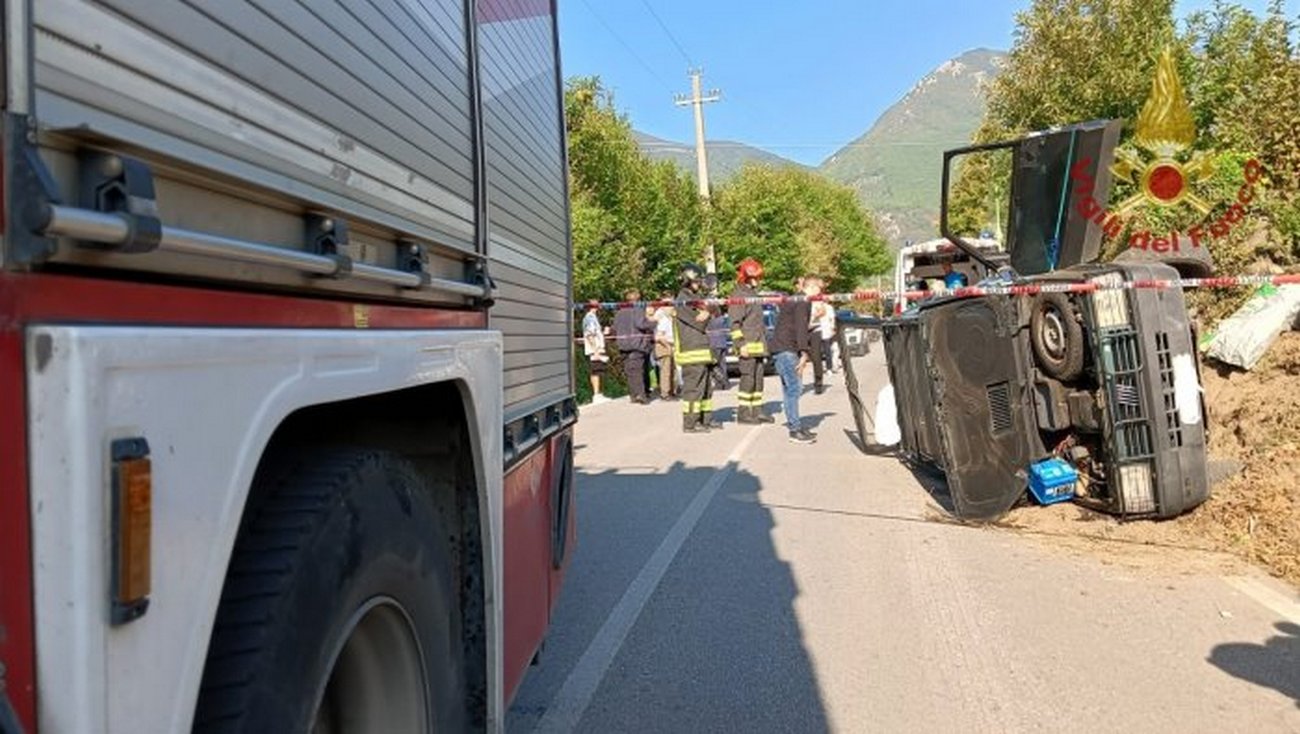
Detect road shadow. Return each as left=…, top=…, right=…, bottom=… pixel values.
left=841, top=429, right=899, bottom=457
left=904, top=461, right=958, bottom=516
left=800, top=412, right=833, bottom=430
left=712, top=406, right=739, bottom=422
left=509, top=462, right=831, bottom=733
left=1208, top=622, right=1300, bottom=708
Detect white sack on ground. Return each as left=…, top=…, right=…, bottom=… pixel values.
left=1204, top=284, right=1300, bottom=370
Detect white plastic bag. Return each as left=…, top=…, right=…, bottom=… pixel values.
left=874, top=384, right=901, bottom=446
left=1204, top=284, right=1300, bottom=370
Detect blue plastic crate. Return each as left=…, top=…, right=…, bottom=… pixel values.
left=1028, top=458, right=1078, bottom=505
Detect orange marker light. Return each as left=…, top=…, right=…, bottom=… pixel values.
left=111, top=438, right=152, bottom=624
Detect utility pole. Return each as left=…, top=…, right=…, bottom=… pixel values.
left=674, top=69, right=721, bottom=273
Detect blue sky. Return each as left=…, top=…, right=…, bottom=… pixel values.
left=557, top=0, right=1292, bottom=166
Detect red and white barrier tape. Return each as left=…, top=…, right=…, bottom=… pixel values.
left=574, top=273, right=1300, bottom=312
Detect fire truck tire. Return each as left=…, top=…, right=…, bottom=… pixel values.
left=1030, top=293, right=1085, bottom=382
left=193, top=448, right=469, bottom=733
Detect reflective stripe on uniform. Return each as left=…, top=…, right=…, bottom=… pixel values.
left=675, top=348, right=713, bottom=365
left=672, top=319, right=715, bottom=365
left=737, top=391, right=763, bottom=406
left=700, top=399, right=713, bottom=412
left=740, top=343, right=766, bottom=357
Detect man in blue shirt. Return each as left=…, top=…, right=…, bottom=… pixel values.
left=942, top=261, right=968, bottom=290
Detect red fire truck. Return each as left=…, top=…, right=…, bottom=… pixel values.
left=0, top=1, right=575, bottom=731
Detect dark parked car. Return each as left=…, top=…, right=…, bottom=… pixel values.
left=836, top=309, right=878, bottom=357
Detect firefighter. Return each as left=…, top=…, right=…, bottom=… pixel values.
left=674, top=263, right=720, bottom=432
left=731, top=258, right=775, bottom=424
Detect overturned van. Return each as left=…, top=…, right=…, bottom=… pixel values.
left=880, top=120, right=1210, bottom=521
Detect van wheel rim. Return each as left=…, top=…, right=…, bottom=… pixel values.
left=311, top=597, right=429, bottom=734
left=1041, top=308, right=1067, bottom=361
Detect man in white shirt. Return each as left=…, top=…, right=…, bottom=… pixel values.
left=653, top=300, right=677, bottom=399
left=582, top=302, right=609, bottom=402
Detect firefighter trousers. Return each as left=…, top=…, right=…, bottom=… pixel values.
left=680, top=363, right=713, bottom=421
left=737, top=357, right=765, bottom=409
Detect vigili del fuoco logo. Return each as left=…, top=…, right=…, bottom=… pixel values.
left=1068, top=46, right=1264, bottom=255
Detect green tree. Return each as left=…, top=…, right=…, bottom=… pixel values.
left=565, top=77, right=705, bottom=300
left=951, top=0, right=1300, bottom=286
left=948, top=0, right=1180, bottom=234
left=710, top=164, right=891, bottom=292
left=1185, top=1, right=1300, bottom=264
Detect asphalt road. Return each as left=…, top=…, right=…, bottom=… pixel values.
left=508, top=350, right=1300, bottom=733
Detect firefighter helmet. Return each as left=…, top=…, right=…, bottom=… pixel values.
left=737, top=257, right=764, bottom=283
left=679, top=262, right=705, bottom=287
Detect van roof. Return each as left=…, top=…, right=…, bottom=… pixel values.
left=901, top=237, right=1003, bottom=258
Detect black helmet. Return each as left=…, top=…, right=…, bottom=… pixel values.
left=679, top=262, right=704, bottom=287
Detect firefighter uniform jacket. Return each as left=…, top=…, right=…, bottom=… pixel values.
left=729, top=283, right=767, bottom=358
left=673, top=288, right=715, bottom=365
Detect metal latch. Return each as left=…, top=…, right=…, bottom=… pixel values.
left=399, top=239, right=433, bottom=288
left=80, top=153, right=162, bottom=253
left=305, top=213, right=353, bottom=276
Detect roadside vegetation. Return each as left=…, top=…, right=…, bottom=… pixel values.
left=566, top=76, right=890, bottom=303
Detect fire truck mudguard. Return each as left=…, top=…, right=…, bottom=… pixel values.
left=25, top=325, right=504, bottom=733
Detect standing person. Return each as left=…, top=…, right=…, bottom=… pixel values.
left=581, top=301, right=609, bottom=403
left=653, top=298, right=677, bottom=400
left=771, top=278, right=817, bottom=444
left=806, top=278, right=829, bottom=395
left=613, top=289, right=656, bottom=405
left=708, top=311, right=730, bottom=391
left=816, top=278, right=837, bottom=374
left=674, top=263, right=720, bottom=432
left=942, top=261, right=968, bottom=290
left=731, top=258, right=774, bottom=424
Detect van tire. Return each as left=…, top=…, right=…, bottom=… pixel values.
left=1030, top=293, right=1085, bottom=382
left=193, top=448, right=469, bottom=733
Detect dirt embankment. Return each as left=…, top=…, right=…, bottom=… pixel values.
left=1005, top=333, right=1300, bottom=585
left=1183, top=332, right=1300, bottom=583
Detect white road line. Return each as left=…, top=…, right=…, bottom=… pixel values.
left=1224, top=575, right=1300, bottom=625
left=532, top=425, right=764, bottom=733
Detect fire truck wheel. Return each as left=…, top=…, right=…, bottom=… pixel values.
left=193, top=448, right=468, bottom=734
left=1030, top=293, right=1085, bottom=382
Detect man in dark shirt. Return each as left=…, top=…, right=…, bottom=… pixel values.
left=613, top=289, right=656, bottom=404
left=770, top=277, right=817, bottom=444
left=708, top=312, right=730, bottom=391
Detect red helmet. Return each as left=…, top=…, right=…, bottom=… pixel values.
left=737, top=257, right=764, bottom=283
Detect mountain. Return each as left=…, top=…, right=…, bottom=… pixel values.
left=634, top=130, right=805, bottom=183
left=820, top=48, right=1005, bottom=247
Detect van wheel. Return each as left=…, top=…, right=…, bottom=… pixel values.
left=193, top=449, right=469, bottom=733
left=1030, top=293, right=1085, bottom=382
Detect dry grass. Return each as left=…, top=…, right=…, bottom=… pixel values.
left=1178, top=332, right=1300, bottom=584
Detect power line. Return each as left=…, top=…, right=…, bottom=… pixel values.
left=577, top=0, right=674, bottom=93
left=637, top=0, right=694, bottom=67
